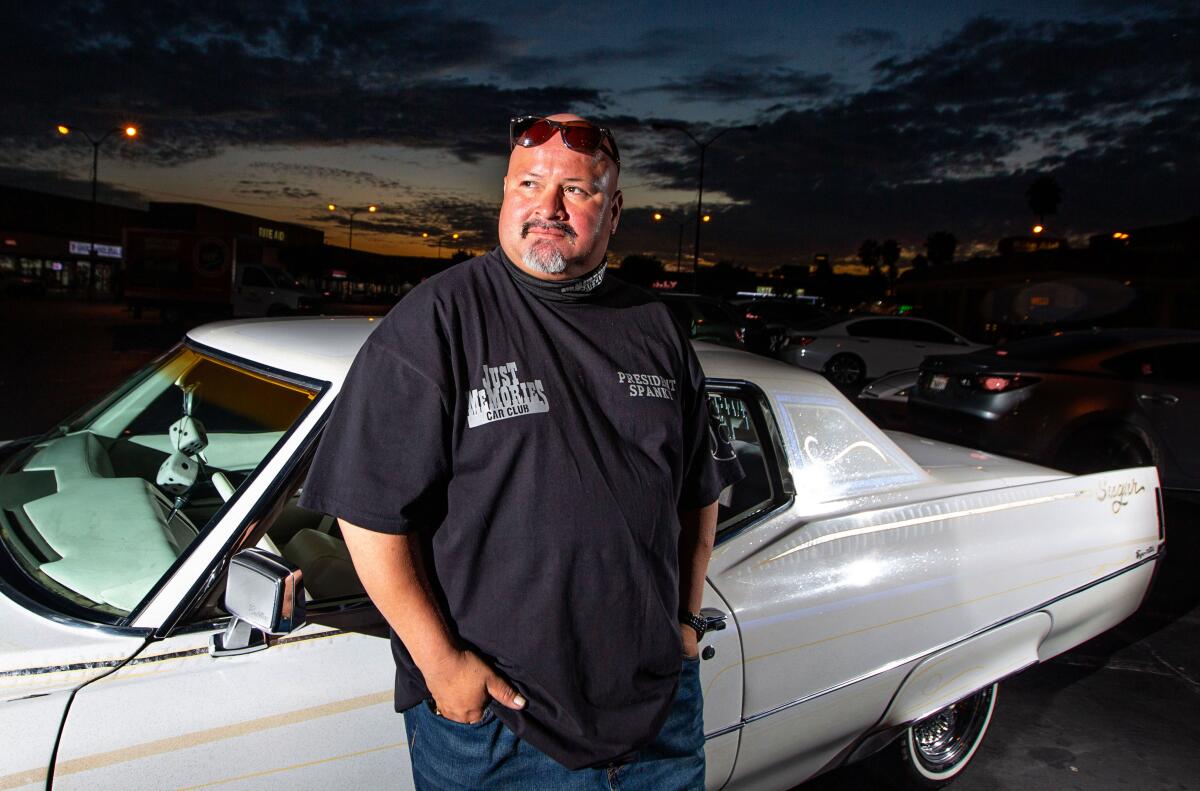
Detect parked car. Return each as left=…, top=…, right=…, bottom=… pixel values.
left=909, top=328, right=1200, bottom=489
left=0, top=318, right=1161, bottom=790
left=856, top=368, right=919, bottom=429
left=0, top=272, right=48, bottom=297
left=656, top=292, right=745, bottom=348
left=728, top=296, right=831, bottom=355
left=777, top=315, right=982, bottom=388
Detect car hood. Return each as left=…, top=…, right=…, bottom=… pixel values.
left=0, top=587, right=148, bottom=698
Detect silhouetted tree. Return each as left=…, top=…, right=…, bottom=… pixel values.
left=449, top=249, right=472, bottom=264
left=881, top=239, right=901, bottom=292
left=614, top=254, right=665, bottom=288
left=924, top=232, right=958, bottom=267
left=700, top=260, right=756, bottom=297
left=910, top=254, right=929, bottom=273
left=858, top=238, right=881, bottom=271
left=1026, top=175, right=1063, bottom=226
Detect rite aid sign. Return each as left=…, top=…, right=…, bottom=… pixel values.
left=69, top=241, right=123, bottom=259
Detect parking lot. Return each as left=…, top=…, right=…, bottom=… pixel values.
left=3, top=295, right=1198, bottom=790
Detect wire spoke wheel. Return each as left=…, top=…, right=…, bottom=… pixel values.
left=900, top=684, right=998, bottom=786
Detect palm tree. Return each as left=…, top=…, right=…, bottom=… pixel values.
left=1026, top=175, right=1063, bottom=227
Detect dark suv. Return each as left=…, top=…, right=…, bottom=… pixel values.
left=656, top=293, right=745, bottom=349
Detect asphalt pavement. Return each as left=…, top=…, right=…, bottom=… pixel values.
left=4, top=295, right=1198, bottom=789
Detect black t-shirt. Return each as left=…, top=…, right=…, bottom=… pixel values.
left=299, top=247, right=739, bottom=769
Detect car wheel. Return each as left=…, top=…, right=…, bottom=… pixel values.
left=825, top=353, right=866, bottom=388
left=266, top=304, right=293, bottom=317
left=1054, top=426, right=1154, bottom=474
left=876, top=683, right=998, bottom=789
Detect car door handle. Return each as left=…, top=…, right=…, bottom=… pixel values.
left=700, top=607, right=728, bottom=632
left=1139, top=392, right=1179, bottom=406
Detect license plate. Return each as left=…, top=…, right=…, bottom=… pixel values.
left=929, top=374, right=949, bottom=391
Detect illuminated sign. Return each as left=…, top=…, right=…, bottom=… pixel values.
left=258, top=227, right=286, bottom=242
left=69, top=241, right=122, bottom=258
left=651, top=280, right=679, bottom=290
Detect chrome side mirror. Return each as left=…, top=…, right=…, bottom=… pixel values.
left=210, top=548, right=306, bottom=658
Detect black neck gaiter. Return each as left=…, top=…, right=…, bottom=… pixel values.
left=498, top=247, right=610, bottom=302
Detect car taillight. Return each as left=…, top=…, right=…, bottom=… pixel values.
left=975, top=374, right=1038, bottom=392
left=745, top=311, right=761, bottom=321
left=791, top=335, right=816, bottom=346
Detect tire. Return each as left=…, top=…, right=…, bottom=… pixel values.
left=1054, top=426, right=1154, bottom=474
left=825, top=353, right=867, bottom=388
left=878, top=683, right=998, bottom=789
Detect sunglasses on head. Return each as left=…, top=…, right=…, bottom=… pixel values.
left=509, top=116, right=621, bottom=167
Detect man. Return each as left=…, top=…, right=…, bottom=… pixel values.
left=300, top=113, right=740, bottom=789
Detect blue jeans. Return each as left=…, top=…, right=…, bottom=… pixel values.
left=403, top=657, right=705, bottom=790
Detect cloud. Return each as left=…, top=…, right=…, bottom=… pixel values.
left=837, top=27, right=900, bottom=49
left=247, top=163, right=413, bottom=192
left=232, top=180, right=318, bottom=200
left=628, top=10, right=1199, bottom=263
left=0, top=2, right=602, bottom=164
left=310, top=195, right=501, bottom=247
left=496, top=26, right=690, bottom=81
left=637, top=67, right=836, bottom=103
left=0, top=166, right=148, bottom=208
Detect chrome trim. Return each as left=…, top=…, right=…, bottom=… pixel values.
left=716, top=498, right=794, bottom=548
left=704, top=722, right=743, bottom=740
left=0, top=627, right=348, bottom=680
left=738, top=553, right=1160, bottom=727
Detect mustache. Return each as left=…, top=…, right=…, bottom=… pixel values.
left=521, top=219, right=577, bottom=240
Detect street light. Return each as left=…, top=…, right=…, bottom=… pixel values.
left=421, top=231, right=461, bottom=259
left=652, top=211, right=686, bottom=275
left=55, top=122, right=140, bottom=296
left=650, top=121, right=756, bottom=274
left=327, top=203, right=378, bottom=250
left=1032, top=224, right=1044, bottom=235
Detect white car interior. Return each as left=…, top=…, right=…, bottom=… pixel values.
left=0, top=347, right=316, bottom=615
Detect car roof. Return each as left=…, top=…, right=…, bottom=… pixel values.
left=188, top=316, right=382, bottom=385
left=657, top=292, right=726, bottom=303
left=188, top=317, right=834, bottom=396
left=992, top=327, right=1200, bottom=364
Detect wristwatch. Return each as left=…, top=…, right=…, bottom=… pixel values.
left=680, top=610, right=707, bottom=640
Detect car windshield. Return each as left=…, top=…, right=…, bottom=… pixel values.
left=0, top=346, right=318, bottom=618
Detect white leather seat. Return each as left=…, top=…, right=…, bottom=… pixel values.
left=283, top=528, right=364, bottom=600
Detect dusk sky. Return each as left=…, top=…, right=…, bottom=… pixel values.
left=3, top=1, right=1197, bottom=271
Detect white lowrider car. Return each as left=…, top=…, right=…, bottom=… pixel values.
left=0, top=318, right=1163, bottom=790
